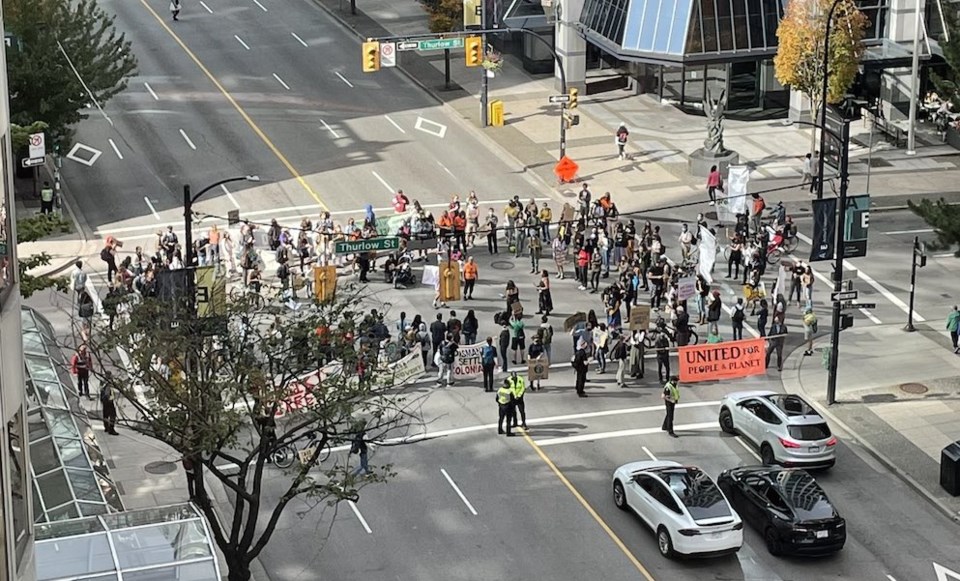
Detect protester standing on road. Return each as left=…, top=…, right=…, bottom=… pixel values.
left=947, top=305, right=960, bottom=353
left=552, top=235, right=568, bottom=279
left=463, top=257, right=478, bottom=299
left=707, top=290, right=723, bottom=336
left=616, top=124, right=629, bottom=160
left=462, top=310, right=478, bottom=345
left=509, top=313, right=526, bottom=364
left=497, top=380, right=515, bottom=436
left=71, top=344, right=93, bottom=399
left=612, top=332, right=629, bottom=387
left=539, top=203, right=552, bottom=241
left=485, top=208, right=499, bottom=254
left=430, top=314, right=445, bottom=366
left=573, top=340, right=589, bottom=397
left=528, top=336, right=545, bottom=391
left=661, top=375, right=680, bottom=438
left=509, top=371, right=528, bottom=429
left=536, top=270, right=553, bottom=315
left=529, top=232, right=542, bottom=273
left=655, top=332, right=670, bottom=383
left=538, top=316, right=553, bottom=362
left=629, top=329, right=645, bottom=379
left=767, top=319, right=787, bottom=371
left=498, top=322, right=511, bottom=373
left=436, top=334, right=457, bottom=386
left=731, top=298, right=746, bottom=340
left=757, top=299, right=769, bottom=337
left=481, top=337, right=497, bottom=392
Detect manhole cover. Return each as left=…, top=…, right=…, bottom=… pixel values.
left=899, top=382, right=929, bottom=395
left=490, top=260, right=515, bottom=270
left=144, top=461, right=178, bottom=475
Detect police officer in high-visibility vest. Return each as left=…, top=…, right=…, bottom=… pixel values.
left=496, top=380, right=515, bottom=436
left=661, top=375, right=680, bottom=438
left=40, top=181, right=54, bottom=215
left=508, top=371, right=528, bottom=430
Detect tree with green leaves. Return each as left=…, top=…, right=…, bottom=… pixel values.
left=908, top=198, right=960, bottom=256
left=774, top=0, right=868, bottom=150
left=4, top=0, right=137, bottom=145
left=84, top=286, right=422, bottom=581
left=16, top=213, right=71, bottom=298
left=423, top=0, right=463, bottom=32
left=931, top=5, right=960, bottom=109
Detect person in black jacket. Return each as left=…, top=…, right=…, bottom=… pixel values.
left=573, top=340, right=589, bottom=397
left=430, top=314, right=446, bottom=367
left=498, top=323, right=511, bottom=373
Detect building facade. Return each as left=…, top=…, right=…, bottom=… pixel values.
left=0, top=3, right=36, bottom=580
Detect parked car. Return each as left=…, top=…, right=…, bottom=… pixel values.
left=717, top=466, right=846, bottom=556
left=612, top=460, right=743, bottom=558
left=719, top=391, right=836, bottom=469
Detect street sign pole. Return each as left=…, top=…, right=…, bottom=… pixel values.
left=480, top=0, right=488, bottom=128
left=826, top=119, right=850, bottom=406
left=905, top=235, right=926, bottom=332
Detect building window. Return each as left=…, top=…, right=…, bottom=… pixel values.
left=858, top=0, right=887, bottom=40
left=8, top=409, right=30, bottom=565
left=581, top=0, right=631, bottom=44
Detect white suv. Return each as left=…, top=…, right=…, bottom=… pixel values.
left=719, top=391, right=836, bottom=469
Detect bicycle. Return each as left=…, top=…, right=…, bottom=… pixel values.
left=643, top=320, right=700, bottom=348
left=270, top=431, right=332, bottom=469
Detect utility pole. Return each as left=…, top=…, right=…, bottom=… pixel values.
left=907, top=0, right=924, bottom=154
left=480, top=0, right=488, bottom=127
left=825, top=118, right=850, bottom=406
left=906, top=236, right=926, bottom=332
left=816, top=0, right=844, bottom=201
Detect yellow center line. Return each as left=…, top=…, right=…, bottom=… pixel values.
left=137, top=0, right=329, bottom=212
left=519, top=429, right=657, bottom=581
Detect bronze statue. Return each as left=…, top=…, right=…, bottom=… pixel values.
left=703, top=87, right=727, bottom=154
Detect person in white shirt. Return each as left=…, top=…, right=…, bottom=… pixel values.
left=801, top=153, right=812, bottom=187
left=678, top=224, right=694, bottom=263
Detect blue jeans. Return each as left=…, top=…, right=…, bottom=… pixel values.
left=351, top=451, right=369, bottom=476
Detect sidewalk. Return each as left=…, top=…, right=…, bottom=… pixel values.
left=781, top=323, right=960, bottom=521
left=312, top=0, right=960, bottom=219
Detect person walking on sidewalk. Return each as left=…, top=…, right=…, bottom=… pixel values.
left=71, top=344, right=93, bottom=399
left=706, top=165, right=724, bottom=205
left=801, top=153, right=813, bottom=188
left=947, top=305, right=960, bottom=353
left=99, top=379, right=119, bottom=436
left=616, top=123, right=629, bottom=160
left=40, top=181, right=55, bottom=214
left=655, top=332, right=671, bottom=383
left=809, top=152, right=820, bottom=194
left=802, top=307, right=817, bottom=356
left=661, top=376, right=680, bottom=438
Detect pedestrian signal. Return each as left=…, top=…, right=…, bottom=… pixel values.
left=362, top=41, right=380, bottom=73
left=465, top=36, right=482, bottom=67
left=568, top=87, right=579, bottom=109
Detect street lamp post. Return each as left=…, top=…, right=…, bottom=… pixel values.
left=816, top=0, right=846, bottom=201
left=182, top=175, right=260, bottom=268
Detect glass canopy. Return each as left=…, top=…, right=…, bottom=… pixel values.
left=35, top=504, right=221, bottom=581
left=580, top=0, right=787, bottom=63
left=21, top=308, right=125, bottom=523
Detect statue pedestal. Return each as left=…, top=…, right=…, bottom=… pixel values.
left=688, top=148, right=739, bottom=178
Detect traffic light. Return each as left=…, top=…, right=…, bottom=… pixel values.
left=465, top=36, right=482, bottom=67
left=362, top=40, right=380, bottom=73
left=568, top=87, right=579, bottom=109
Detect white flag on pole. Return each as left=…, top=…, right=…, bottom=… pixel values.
left=697, top=227, right=717, bottom=284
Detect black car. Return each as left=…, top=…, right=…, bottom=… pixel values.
left=717, top=466, right=845, bottom=556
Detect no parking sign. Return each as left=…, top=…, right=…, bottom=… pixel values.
left=380, top=42, right=396, bottom=68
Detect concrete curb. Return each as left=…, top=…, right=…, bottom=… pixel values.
left=780, top=336, right=960, bottom=524
left=31, top=159, right=101, bottom=279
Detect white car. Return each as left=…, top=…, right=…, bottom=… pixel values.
left=612, top=460, right=743, bottom=558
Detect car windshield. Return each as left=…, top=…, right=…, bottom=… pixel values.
left=788, top=423, right=831, bottom=441
left=659, top=468, right=731, bottom=520
left=775, top=471, right=836, bottom=521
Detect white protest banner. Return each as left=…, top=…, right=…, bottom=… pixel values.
left=422, top=265, right=439, bottom=287
left=453, top=342, right=485, bottom=379
left=390, top=351, right=425, bottom=385
left=773, top=264, right=787, bottom=297
left=727, top=165, right=750, bottom=217
left=677, top=276, right=697, bottom=302
left=697, top=228, right=716, bottom=284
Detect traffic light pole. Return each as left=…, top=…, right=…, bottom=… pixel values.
left=905, top=236, right=925, bottom=332
left=825, top=119, right=850, bottom=406
left=479, top=0, right=488, bottom=128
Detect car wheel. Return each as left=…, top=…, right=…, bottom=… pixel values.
left=760, top=443, right=776, bottom=466
left=613, top=481, right=628, bottom=511
left=657, top=526, right=675, bottom=558
left=764, top=527, right=783, bottom=556
left=719, top=408, right=736, bottom=434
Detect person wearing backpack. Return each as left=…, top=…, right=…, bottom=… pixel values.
left=731, top=298, right=746, bottom=340
left=436, top=334, right=458, bottom=387
left=615, top=123, right=629, bottom=160
left=611, top=332, right=629, bottom=387
left=481, top=337, right=498, bottom=392
left=527, top=335, right=546, bottom=391
left=802, top=307, right=817, bottom=356
left=538, top=315, right=553, bottom=362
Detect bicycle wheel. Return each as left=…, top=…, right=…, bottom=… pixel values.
left=689, top=330, right=699, bottom=345
left=270, top=445, right=296, bottom=469
left=643, top=332, right=656, bottom=349
left=766, top=247, right=783, bottom=265
left=229, top=287, right=245, bottom=303
left=783, top=236, right=798, bottom=253
left=319, top=443, right=331, bottom=463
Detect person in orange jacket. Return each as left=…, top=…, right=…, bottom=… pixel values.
left=463, top=257, right=479, bottom=299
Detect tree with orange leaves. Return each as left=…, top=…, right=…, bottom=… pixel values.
left=774, top=0, right=869, bottom=149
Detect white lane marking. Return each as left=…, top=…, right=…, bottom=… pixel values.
left=335, top=71, right=354, bottom=88
left=371, top=170, right=394, bottom=194
left=108, top=138, right=123, bottom=160
left=534, top=422, right=716, bottom=447
left=143, top=82, right=159, bottom=100
left=179, top=129, right=197, bottom=150
left=66, top=142, right=103, bottom=166
left=95, top=197, right=555, bottom=235
left=220, top=184, right=241, bottom=209
left=414, top=116, right=447, bottom=138
left=734, top=436, right=762, bottom=461
left=143, top=197, right=161, bottom=220
left=641, top=446, right=657, bottom=461
left=795, top=232, right=923, bottom=321
left=384, top=115, right=405, bottom=133
left=437, top=161, right=456, bottom=178
left=291, top=32, right=309, bottom=47
left=199, top=0, right=214, bottom=12
left=861, top=309, right=883, bottom=325
left=253, top=0, right=268, bottom=10
left=320, top=119, right=340, bottom=139
left=934, top=562, right=960, bottom=581
left=935, top=253, right=956, bottom=258
left=272, top=73, right=291, bottom=91
left=347, top=500, right=372, bottom=534
left=234, top=35, right=251, bottom=50
left=440, top=468, right=478, bottom=516
left=881, top=228, right=933, bottom=235
left=886, top=575, right=897, bottom=581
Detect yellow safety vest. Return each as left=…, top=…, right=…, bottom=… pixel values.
left=497, top=387, right=512, bottom=405
left=510, top=376, right=526, bottom=399
left=40, top=188, right=54, bottom=202
left=664, top=381, right=680, bottom=404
